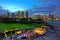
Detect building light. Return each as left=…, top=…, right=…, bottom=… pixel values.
left=16, top=31, right=22, bottom=34
left=33, top=27, right=46, bottom=35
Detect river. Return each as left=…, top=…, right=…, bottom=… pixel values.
left=46, top=20, right=60, bottom=27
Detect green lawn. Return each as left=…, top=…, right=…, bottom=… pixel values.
left=0, top=23, right=43, bottom=37
left=0, top=23, right=34, bottom=31
left=0, top=23, right=43, bottom=32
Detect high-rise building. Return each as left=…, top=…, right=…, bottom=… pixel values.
left=11, top=13, right=15, bottom=18
left=26, top=10, right=28, bottom=18
left=17, top=11, right=21, bottom=18
left=36, top=15, right=41, bottom=19
left=5, top=12, right=10, bottom=18
left=21, top=11, right=24, bottom=18
left=48, top=13, right=54, bottom=20
left=43, top=15, right=47, bottom=20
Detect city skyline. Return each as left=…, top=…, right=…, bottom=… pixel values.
left=0, top=0, right=60, bottom=17
left=0, top=11, right=60, bottom=20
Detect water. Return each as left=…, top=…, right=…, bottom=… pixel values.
left=46, top=20, right=60, bottom=27
left=46, top=20, right=60, bottom=31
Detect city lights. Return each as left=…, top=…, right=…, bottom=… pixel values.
left=33, top=27, right=46, bottom=35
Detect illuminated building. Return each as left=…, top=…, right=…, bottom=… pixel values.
left=36, top=15, right=41, bottom=19
left=21, top=11, right=24, bottom=18
left=43, top=15, right=47, bottom=20
left=16, top=30, right=22, bottom=34
left=48, top=13, right=54, bottom=20
left=11, top=13, right=15, bottom=18
left=17, top=11, right=21, bottom=18
left=5, top=12, right=10, bottom=18
left=26, top=10, right=28, bottom=18
left=33, top=27, right=46, bottom=35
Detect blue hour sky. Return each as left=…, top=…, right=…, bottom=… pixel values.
left=0, top=0, right=39, bottom=12
left=0, top=0, right=60, bottom=16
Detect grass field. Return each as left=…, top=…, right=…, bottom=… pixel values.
left=0, top=23, right=33, bottom=31
left=0, top=23, right=43, bottom=37
left=0, top=23, right=43, bottom=32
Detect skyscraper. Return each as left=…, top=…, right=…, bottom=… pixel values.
left=11, top=13, right=15, bottom=18
left=21, top=11, right=24, bottom=18
left=17, top=11, right=21, bottom=18
left=48, top=13, right=54, bottom=20
left=5, top=12, right=10, bottom=18
left=36, top=15, right=41, bottom=19
left=26, top=10, right=28, bottom=18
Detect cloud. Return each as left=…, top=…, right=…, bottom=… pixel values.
left=29, top=0, right=60, bottom=17
left=0, top=6, right=8, bottom=14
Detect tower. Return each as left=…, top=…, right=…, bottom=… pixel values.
left=21, top=11, right=24, bottom=18
left=6, top=12, right=10, bottom=18
left=17, top=11, right=21, bottom=18
left=11, top=13, right=15, bottom=18
left=26, top=10, right=28, bottom=18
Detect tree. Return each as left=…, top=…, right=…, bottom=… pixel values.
left=3, top=29, right=8, bottom=38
